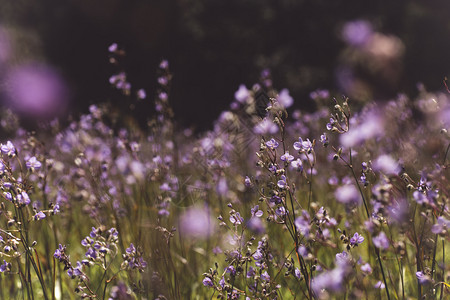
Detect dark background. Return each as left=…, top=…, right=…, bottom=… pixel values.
left=1, top=0, right=449, bottom=130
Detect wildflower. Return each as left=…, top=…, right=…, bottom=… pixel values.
left=33, top=211, right=46, bottom=221
left=275, top=206, right=287, bottom=217
left=230, top=212, right=243, bottom=225
left=225, top=266, right=236, bottom=275
left=270, top=195, right=282, bottom=204
left=360, top=263, right=372, bottom=274
left=0, top=260, right=10, bottom=272
left=294, top=210, right=311, bottom=236
left=16, top=191, right=31, bottom=206
left=291, top=158, right=303, bottom=172
left=26, top=156, right=42, bottom=171
left=234, top=84, right=250, bottom=103
left=251, top=205, right=263, bottom=217
left=326, top=118, right=335, bottom=131
left=277, top=89, right=293, bottom=108
left=431, top=216, right=449, bottom=235
left=291, top=268, right=301, bottom=280
left=67, top=261, right=83, bottom=278
left=53, top=244, right=65, bottom=261
left=320, top=133, right=329, bottom=146
left=265, top=138, right=279, bottom=149
left=293, top=137, right=313, bottom=153
left=159, top=59, right=169, bottom=69
left=360, top=172, right=368, bottom=186
left=416, top=271, right=431, bottom=285
left=373, top=232, right=389, bottom=250
left=254, top=118, right=278, bottom=135
left=277, top=175, right=287, bottom=189
left=298, top=245, right=308, bottom=257
left=136, top=89, right=146, bottom=99
left=108, top=43, right=118, bottom=52
left=336, top=251, right=351, bottom=265
left=261, top=271, right=270, bottom=282
left=280, top=151, right=294, bottom=162
left=349, top=232, right=364, bottom=246
left=244, top=176, right=252, bottom=187
left=374, top=281, right=385, bottom=289
left=341, top=20, right=373, bottom=47
left=335, top=184, right=360, bottom=205
left=247, top=266, right=255, bottom=278
left=372, top=154, right=400, bottom=175
left=179, top=206, right=215, bottom=238
left=1, top=141, right=15, bottom=157
left=412, top=190, right=429, bottom=205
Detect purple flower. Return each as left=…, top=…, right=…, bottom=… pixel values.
left=179, top=206, right=215, bottom=238
left=413, top=190, right=429, bottom=205
left=265, top=138, right=279, bottom=150
left=291, top=158, right=303, bottom=172
left=230, top=212, right=243, bottom=225
left=298, top=245, right=308, bottom=257
left=244, top=176, right=252, bottom=187
left=0, top=260, right=10, bottom=272
left=26, top=156, right=42, bottom=171
left=280, top=151, right=294, bottom=162
left=225, top=265, right=236, bottom=275
left=431, top=216, right=449, bottom=235
left=33, top=211, right=46, bottom=221
left=335, top=251, right=351, bottom=265
left=373, top=232, right=389, bottom=250
left=247, top=266, right=255, bottom=278
left=294, top=268, right=302, bottom=279
left=261, top=271, right=270, bottom=282
left=251, top=205, right=263, bottom=218
left=341, top=20, right=373, bottom=46
left=372, top=154, right=400, bottom=175
left=293, top=137, right=313, bottom=153
left=374, top=280, right=385, bottom=289
left=126, top=243, right=136, bottom=255
left=254, top=118, right=278, bottom=135
left=277, top=175, right=287, bottom=189
left=270, top=195, right=282, bottom=204
left=294, top=210, right=311, bottom=236
left=349, top=232, right=364, bottom=246
left=136, top=89, right=146, bottom=99
left=234, top=84, right=250, bottom=103
left=53, top=244, right=65, bottom=260
left=326, top=118, right=335, bottom=131
left=275, top=206, right=287, bottom=217
left=1, top=141, right=15, bottom=157
left=277, top=89, right=293, bottom=108
left=360, top=263, right=372, bottom=274
left=5, top=63, right=69, bottom=118
left=108, top=43, right=118, bottom=52
left=319, top=133, right=329, bottom=146
left=16, top=191, right=31, bottom=206
left=416, top=271, right=431, bottom=285
left=335, top=184, right=361, bottom=205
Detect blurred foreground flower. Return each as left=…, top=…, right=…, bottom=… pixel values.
left=5, top=63, right=69, bottom=119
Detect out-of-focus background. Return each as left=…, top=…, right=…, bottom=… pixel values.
left=0, top=0, right=449, bottom=130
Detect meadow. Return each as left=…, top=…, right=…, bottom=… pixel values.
left=0, top=52, right=448, bottom=300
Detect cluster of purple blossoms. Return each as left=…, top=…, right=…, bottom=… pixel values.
left=293, top=137, right=314, bottom=153
left=81, top=227, right=119, bottom=263
left=1, top=141, right=16, bottom=157
left=121, top=243, right=147, bottom=272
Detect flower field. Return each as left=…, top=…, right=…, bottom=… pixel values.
left=0, top=53, right=448, bottom=300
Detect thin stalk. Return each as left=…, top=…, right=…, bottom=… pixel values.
left=347, top=148, right=390, bottom=300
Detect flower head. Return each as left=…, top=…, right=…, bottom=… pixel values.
left=1, top=141, right=15, bottom=157
left=26, top=156, right=42, bottom=171
left=349, top=232, right=364, bottom=246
